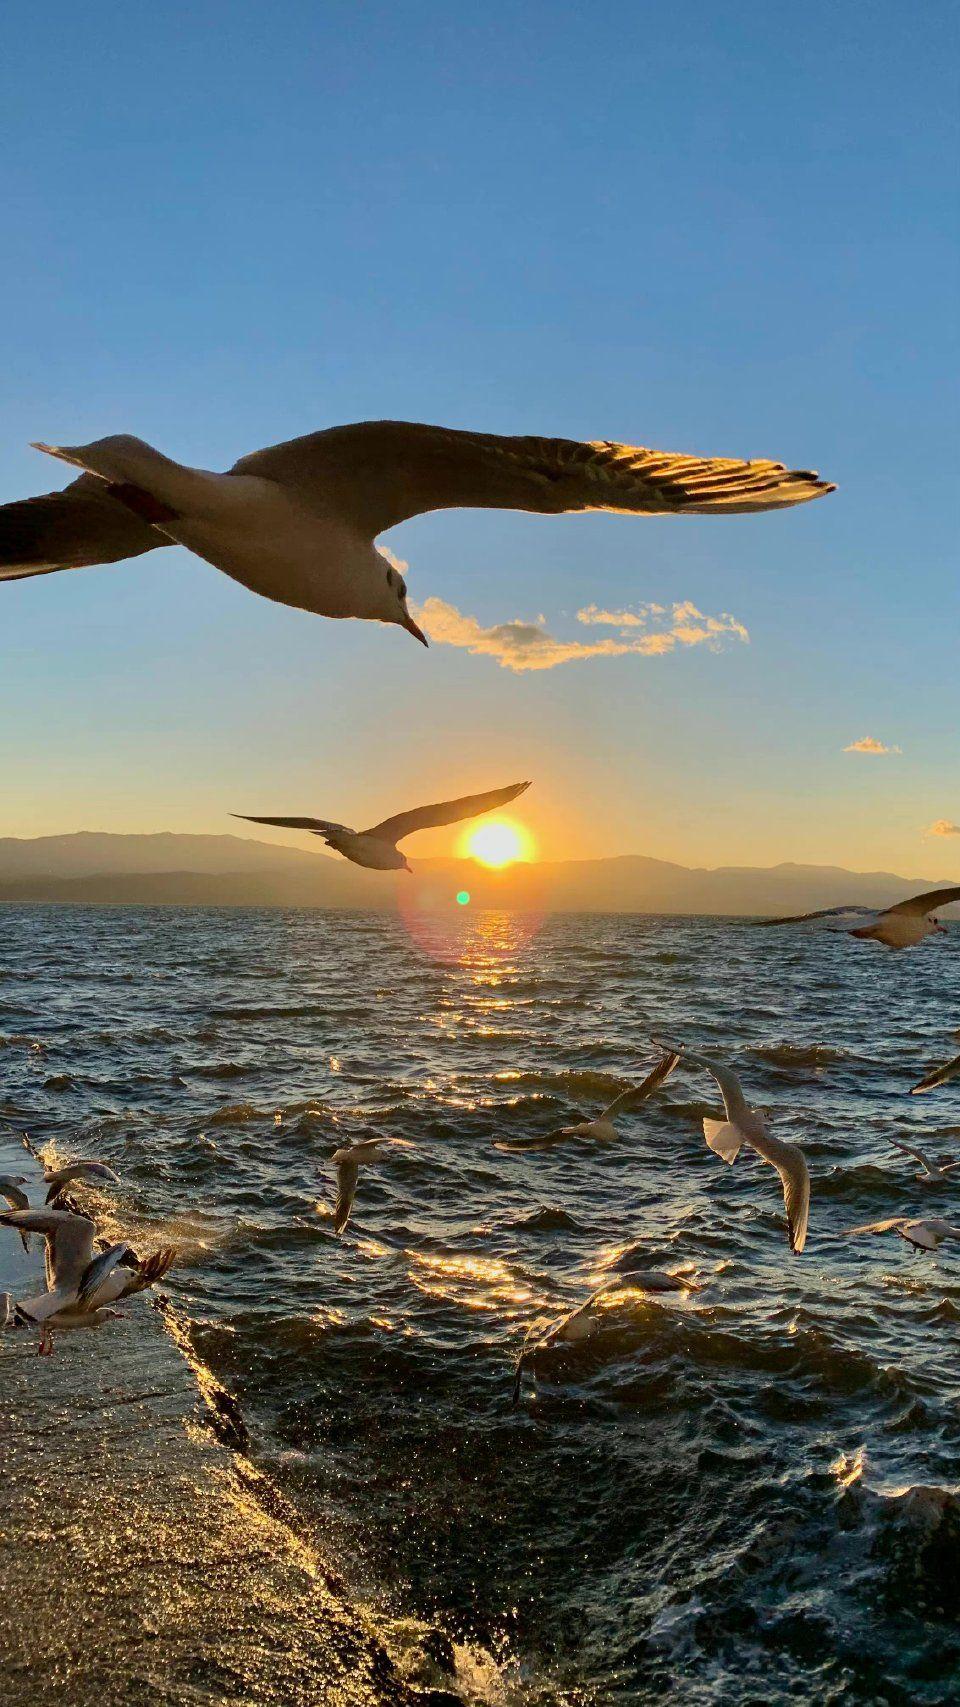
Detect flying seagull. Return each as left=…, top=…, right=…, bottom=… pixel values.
left=493, top=1049, right=680, bottom=1152
left=750, top=886, right=960, bottom=950
left=1, top=421, right=833, bottom=638
left=911, top=1032, right=960, bottom=1094
left=0, top=1207, right=175, bottom=1353
left=42, top=1158, right=121, bottom=1204
left=887, top=1138, right=960, bottom=1185
left=511, top=1268, right=701, bottom=1407
left=843, top=1216, right=960, bottom=1253
left=0, top=1177, right=31, bottom=1250
left=235, top=779, right=530, bottom=871
left=328, top=1137, right=411, bottom=1235
left=654, top=1038, right=811, bottom=1254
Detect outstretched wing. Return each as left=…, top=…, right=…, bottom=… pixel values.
left=889, top=1137, right=932, bottom=1170
left=0, top=1208, right=96, bottom=1291
left=775, top=1146, right=811, bottom=1255
left=911, top=1051, right=960, bottom=1094
left=366, top=780, right=530, bottom=844
left=749, top=905, right=875, bottom=929
left=599, top=1051, right=682, bottom=1121
left=113, top=1245, right=177, bottom=1299
left=0, top=475, right=166, bottom=580
left=232, top=420, right=834, bottom=539
left=333, top=1157, right=360, bottom=1234
left=885, top=886, right=960, bottom=918
left=78, top=1242, right=133, bottom=1306
left=843, top=1217, right=906, bottom=1237
left=231, top=814, right=352, bottom=837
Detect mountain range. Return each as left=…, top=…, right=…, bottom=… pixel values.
left=0, top=831, right=955, bottom=916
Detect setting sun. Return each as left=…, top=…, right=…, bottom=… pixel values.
left=459, top=817, right=535, bottom=868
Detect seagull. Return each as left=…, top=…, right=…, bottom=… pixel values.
left=0, top=1207, right=175, bottom=1353
left=911, top=1032, right=960, bottom=1094
left=235, top=779, right=530, bottom=872
left=41, top=1158, right=121, bottom=1204
left=0, top=1177, right=31, bottom=1250
left=511, top=1269, right=700, bottom=1407
left=750, top=886, right=960, bottom=950
left=329, top=1138, right=411, bottom=1235
left=888, top=1137, right=960, bottom=1185
left=843, top=1216, right=960, bottom=1253
left=0, top=421, right=833, bottom=638
left=654, top=1037, right=810, bottom=1253
left=493, top=1049, right=680, bottom=1152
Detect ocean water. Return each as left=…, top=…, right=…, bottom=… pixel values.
left=2, top=902, right=960, bottom=1705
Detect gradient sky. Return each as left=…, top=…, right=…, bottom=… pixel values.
left=1, top=3, right=957, bottom=874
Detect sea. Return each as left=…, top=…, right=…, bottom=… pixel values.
left=1, top=902, right=959, bottom=1705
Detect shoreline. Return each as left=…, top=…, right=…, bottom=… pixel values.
left=0, top=1134, right=446, bottom=1707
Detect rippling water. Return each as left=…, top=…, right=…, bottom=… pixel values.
left=3, top=903, right=960, bottom=1703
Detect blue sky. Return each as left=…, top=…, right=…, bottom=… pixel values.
left=1, top=3, right=957, bottom=873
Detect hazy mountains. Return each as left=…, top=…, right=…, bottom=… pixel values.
left=0, top=831, right=955, bottom=916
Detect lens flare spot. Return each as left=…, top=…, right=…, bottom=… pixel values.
left=456, top=890, right=471, bottom=906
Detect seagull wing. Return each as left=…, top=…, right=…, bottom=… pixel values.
left=231, top=420, right=834, bottom=538
left=0, top=1209, right=96, bottom=1290
left=751, top=1131, right=811, bottom=1254
left=365, top=780, right=531, bottom=844
left=333, top=1156, right=360, bottom=1234
left=0, top=1180, right=30, bottom=1249
left=231, top=814, right=353, bottom=837
left=77, top=1242, right=133, bottom=1306
left=889, top=1137, right=933, bottom=1171
left=599, top=1051, right=681, bottom=1120
left=843, top=1217, right=908, bottom=1237
left=492, top=1125, right=588, bottom=1151
left=0, top=474, right=165, bottom=580
left=748, top=905, right=875, bottom=928
left=911, top=1052, right=960, bottom=1094
left=884, top=886, right=960, bottom=918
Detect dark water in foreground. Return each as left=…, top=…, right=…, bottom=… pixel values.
left=2, top=903, right=960, bottom=1704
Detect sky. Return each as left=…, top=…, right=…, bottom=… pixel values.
left=1, top=3, right=957, bottom=875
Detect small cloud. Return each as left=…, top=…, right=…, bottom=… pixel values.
left=843, top=736, right=901, bottom=755
left=414, top=597, right=749, bottom=673
left=925, top=820, right=960, bottom=838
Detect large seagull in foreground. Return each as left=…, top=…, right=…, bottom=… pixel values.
left=0, top=420, right=833, bottom=639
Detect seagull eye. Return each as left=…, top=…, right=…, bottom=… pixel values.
left=398, top=578, right=406, bottom=600
left=385, top=566, right=394, bottom=588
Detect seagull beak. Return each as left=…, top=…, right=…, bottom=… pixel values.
left=401, top=610, right=429, bottom=647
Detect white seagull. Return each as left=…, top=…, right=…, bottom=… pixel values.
left=843, top=1216, right=960, bottom=1253
left=0, top=1176, right=31, bottom=1249
left=1, top=421, right=833, bottom=638
left=0, top=1207, right=176, bottom=1353
left=42, top=1158, right=121, bottom=1204
left=750, top=886, right=960, bottom=950
left=493, top=1049, right=680, bottom=1152
left=654, top=1038, right=811, bottom=1254
left=235, top=779, right=530, bottom=873
left=911, top=1032, right=960, bottom=1094
left=511, top=1269, right=701, bottom=1406
left=329, top=1138, right=411, bottom=1235
left=888, top=1137, right=960, bottom=1185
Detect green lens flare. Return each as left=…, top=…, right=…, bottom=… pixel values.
left=456, top=890, right=470, bottom=906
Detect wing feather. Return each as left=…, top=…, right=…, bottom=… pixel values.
left=230, top=421, right=834, bottom=539
left=366, top=780, right=530, bottom=844
left=885, top=886, right=960, bottom=918
left=0, top=475, right=165, bottom=578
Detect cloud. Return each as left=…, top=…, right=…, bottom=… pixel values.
left=413, top=597, right=749, bottom=673
left=925, top=820, right=960, bottom=838
left=843, top=736, right=901, bottom=755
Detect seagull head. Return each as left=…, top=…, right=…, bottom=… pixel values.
left=376, top=553, right=428, bottom=646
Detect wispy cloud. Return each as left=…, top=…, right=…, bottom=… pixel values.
left=414, top=597, right=749, bottom=673
left=843, top=736, right=901, bottom=755
left=925, top=820, right=960, bottom=838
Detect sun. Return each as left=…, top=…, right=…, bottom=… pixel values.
left=459, top=816, right=535, bottom=868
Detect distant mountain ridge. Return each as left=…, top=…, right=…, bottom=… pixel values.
left=0, top=832, right=956, bottom=916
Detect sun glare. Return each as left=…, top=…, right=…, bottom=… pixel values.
left=460, top=817, right=535, bottom=868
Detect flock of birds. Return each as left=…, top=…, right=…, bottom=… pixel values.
left=0, top=412, right=956, bottom=1392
